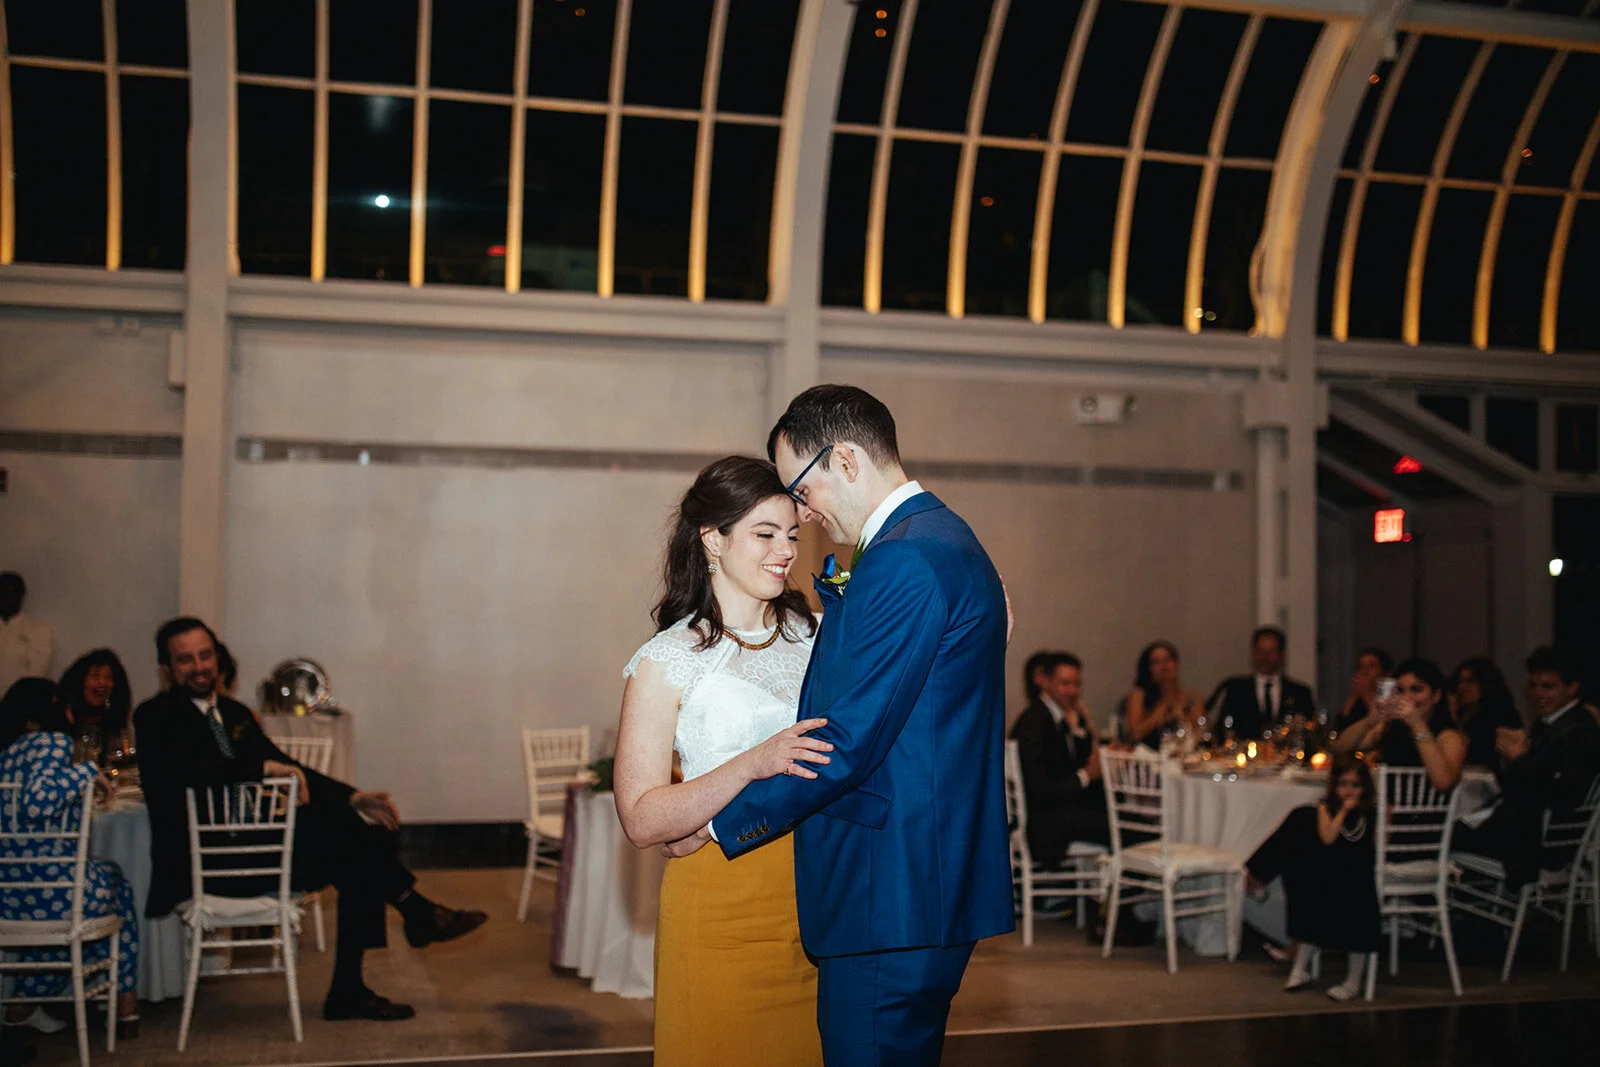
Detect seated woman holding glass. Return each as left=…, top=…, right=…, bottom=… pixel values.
left=1123, top=641, right=1205, bottom=749
left=1330, top=657, right=1467, bottom=791
left=0, top=678, right=141, bottom=1038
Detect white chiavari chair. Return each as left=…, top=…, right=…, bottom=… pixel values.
left=176, top=777, right=303, bottom=1051
left=0, top=780, right=118, bottom=1067
left=1003, top=741, right=1105, bottom=945
left=1099, top=749, right=1243, bottom=974
left=517, top=727, right=591, bottom=922
left=272, top=737, right=335, bottom=951
left=1367, top=765, right=1463, bottom=999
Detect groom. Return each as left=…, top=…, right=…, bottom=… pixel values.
left=703, top=385, right=1014, bottom=1064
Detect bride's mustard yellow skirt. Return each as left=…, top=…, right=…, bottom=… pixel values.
left=654, top=833, right=822, bottom=1066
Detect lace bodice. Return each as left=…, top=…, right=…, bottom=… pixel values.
left=624, top=616, right=816, bottom=781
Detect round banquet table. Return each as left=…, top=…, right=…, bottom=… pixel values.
left=88, top=801, right=187, bottom=1002
left=550, top=786, right=666, bottom=999
left=1157, top=763, right=1501, bottom=956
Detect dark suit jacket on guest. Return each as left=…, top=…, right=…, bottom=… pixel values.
left=1009, top=699, right=1106, bottom=868
left=134, top=688, right=350, bottom=918
left=1207, top=675, right=1315, bottom=740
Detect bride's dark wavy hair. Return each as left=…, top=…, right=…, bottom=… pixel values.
left=652, top=456, right=817, bottom=652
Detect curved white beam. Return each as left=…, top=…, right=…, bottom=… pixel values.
left=1, top=5, right=15, bottom=265
left=1026, top=0, right=1098, bottom=324
left=101, top=0, right=122, bottom=271
left=1541, top=108, right=1600, bottom=353
left=947, top=0, right=1010, bottom=319
left=1108, top=5, right=1181, bottom=328
left=863, top=0, right=920, bottom=313
left=311, top=0, right=329, bottom=281
left=503, top=0, right=533, bottom=293
left=408, top=0, right=432, bottom=288
left=597, top=0, right=634, bottom=298
left=688, top=0, right=731, bottom=303
left=1473, top=50, right=1564, bottom=348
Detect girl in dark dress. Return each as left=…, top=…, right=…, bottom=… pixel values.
left=1283, top=755, right=1382, bottom=1000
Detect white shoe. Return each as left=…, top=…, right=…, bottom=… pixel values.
left=4, top=1007, right=67, bottom=1033
left=1326, top=982, right=1361, bottom=1002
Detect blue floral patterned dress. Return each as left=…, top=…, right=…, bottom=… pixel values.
left=0, top=731, right=139, bottom=996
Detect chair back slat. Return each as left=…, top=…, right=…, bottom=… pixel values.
left=1376, top=766, right=1459, bottom=893
left=185, top=777, right=299, bottom=906
left=523, top=727, right=591, bottom=819
left=1100, top=749, right=1167, bottom=856
left=1540, top=775, right=1600, bottom=855
left=0, top=779, right=96, bottom=931
left=275, top=736, right=335, bottom=775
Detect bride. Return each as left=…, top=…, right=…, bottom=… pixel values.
left=614, top=456, right=832, bottom=1065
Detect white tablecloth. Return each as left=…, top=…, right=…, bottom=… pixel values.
left=89, top=802, right=187, bottom=1002
left=260, top=711, right=356, bottom=783
left=556, top=790, right=666, bottom=999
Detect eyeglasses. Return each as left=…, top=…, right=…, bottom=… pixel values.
left=783, top=445, right=833, bottom=505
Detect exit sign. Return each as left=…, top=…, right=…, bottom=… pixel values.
left=1374, top=508, right=1407, bottom=543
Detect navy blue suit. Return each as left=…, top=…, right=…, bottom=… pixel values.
left=715, top=492, right=1015, bottom=1065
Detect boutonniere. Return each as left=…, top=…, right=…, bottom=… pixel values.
left=230, top=721, right=248, bottom=742
left=819, top=553, right=851, bottom=593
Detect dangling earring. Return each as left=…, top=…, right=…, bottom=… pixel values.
left=707, top=559, right=719, bottom=574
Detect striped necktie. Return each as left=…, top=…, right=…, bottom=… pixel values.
left=203, top=701, right=235, bottom=759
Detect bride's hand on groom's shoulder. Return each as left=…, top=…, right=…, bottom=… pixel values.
left=740, top=718, right=833, bottom=783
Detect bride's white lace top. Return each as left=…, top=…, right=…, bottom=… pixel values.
left=624, top=615, right=816, bottom=781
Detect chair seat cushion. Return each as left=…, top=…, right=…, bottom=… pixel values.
left=182, top=894, right=303, bottom=930
left=526, top=814, right=565, bottom=839
left=0, top=913, right=121, bottom=946
left=1451, top=851, right=1506, bottom=880
left=1067, top=842, right=1109, bottom=858
left=1383, top=859, right=1442, bottom=885
left=1120, top=841, right=1243, bottom=875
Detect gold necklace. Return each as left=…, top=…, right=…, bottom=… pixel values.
left=726, top=625, right=781, bottom=652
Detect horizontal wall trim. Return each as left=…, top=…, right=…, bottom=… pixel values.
left=0, top=266, right=185, bottom=315
left=1317, top=340, right=1600, bottom=390
left=0, top=430, right=182, bottom=457
left=238, top=436, right=1245, bottom=491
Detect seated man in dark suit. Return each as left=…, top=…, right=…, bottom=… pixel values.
left=1206, top=626, right=1315, bottom=740
left=1009, top=651, right=1107, bottom=869
left=135, top=617, right=487, bottom=1022
left=1453, top=645, right=1600, bottom=889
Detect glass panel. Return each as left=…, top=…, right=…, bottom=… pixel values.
left=325, top=93, right=414, bottom=281
left=1486, top=396, right=1538, bottom=470
left=881, top=139, right=959, bottom=311
left=1553, top=495, right=1600, bottom=658
left=1375, top=35, right=1480, bottom=176
left=1348, top=181, right=1422, bottom=341
left=1317, top=177, right=1351, bottom=337
left=521, top=109, right=604, bottom=293
left=1556, top=405, right=1598, bottom=474
left=1200, top=167, right=1269, bottom=332
left=1556, top=199, right=1600, bottom=352
left=614, top=116, right=695, bottom=296
left=4, top=0, right=102, bottom=60
left=821, top=133, right=876, bottom=307
left=527, top=0, right=616, bottom=103
left=329, top=0, right=418, bottom=86
left=965, top=148, right=1041, bottom=318
left=1223, top=17, right=1320, bottom=160
left=1126, top=161, right=1200, bottom=326
left=718, top=0, right=799, bottom=117
left=1522, top=0, right=1594, bottom=14
left=1447, top=45, right=1555, bottom=182
left=981, top=0, right=1081, bottom=141
left=1147, top=7, right=1247, bottom=156
left=10, top=67, right=106, bottom=266
left=1343, top=42, right=1405, bottom=171
left=836, top=0, right=905, bottom=125
left=1518, top=52, right=1600, bottom=191
left=1489, top=194, right=1561, bottom=350
left=706, top=124, right=780, bottom=302
left=1419, top=188, right=1492, bottom=347
left=1063, top=1, right=1164, bottom=147
left=237, top=0, right=315, bottom=78
left=120, top=76, right=188, bottom=271
left=423, top=101, right=511, bottom=287
left=1417, top=394, right=1470, bottom=433
left=237, top=85, right=314, bottom=276
left=896, top=0, right=993, bottom=133
left=1045, top=153, right=1120, bottom=322
left=624, top=0, right=713, bottom=110
left=116, top=0, right=187, bottom=68
left=429, top=0, right=517, bottom=95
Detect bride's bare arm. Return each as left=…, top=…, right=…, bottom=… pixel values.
left=613, top=658, right=832, bottom=849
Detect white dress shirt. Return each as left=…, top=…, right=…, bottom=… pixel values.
left=1040, top=693, right=1093, bottom=789
left=855, top=480, right=925, bottom=561
left=0, top=613, right=54, bottom=695
left=1255, top=672, right=1282, bottom=720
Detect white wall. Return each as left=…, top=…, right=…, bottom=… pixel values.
left=0, top=310, right=183, bottom=692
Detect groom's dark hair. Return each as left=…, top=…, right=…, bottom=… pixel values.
left=768, top=384, right=901, bottom=470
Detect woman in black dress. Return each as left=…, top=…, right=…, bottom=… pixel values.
left=1283, top=755, right=1382, bottom=1000
left=1450, top=656, right=1521, bottom=771
left=1332, top=657, right=1466, bottom=791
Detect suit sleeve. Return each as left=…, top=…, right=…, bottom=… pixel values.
left=1013, top=710, right=1084, bottom=803
left=715, top=540, right=948, bottom=859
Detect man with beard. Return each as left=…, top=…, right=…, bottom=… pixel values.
left=134, top=617, right=486, bottom=1021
